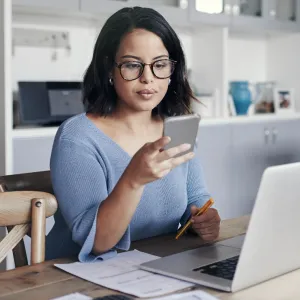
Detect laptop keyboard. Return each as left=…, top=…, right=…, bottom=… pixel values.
left=193, top=255, right=239, bottom=281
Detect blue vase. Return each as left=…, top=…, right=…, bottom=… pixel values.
left=230, top=81, right=252, bottom=115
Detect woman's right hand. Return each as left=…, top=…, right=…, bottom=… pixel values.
left=123, top=136, right=194, bottom=189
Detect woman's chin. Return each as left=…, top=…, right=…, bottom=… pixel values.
left=134, top=101, right=161, bottom=112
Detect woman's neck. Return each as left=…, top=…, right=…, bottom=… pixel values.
left=112, top=108, right=161, bottom=135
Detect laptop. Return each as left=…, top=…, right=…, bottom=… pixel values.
left=139, top=162, right=300, bottom=292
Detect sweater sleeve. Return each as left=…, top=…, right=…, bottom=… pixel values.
left=180, top=155, right=211, bottom=226
left=50, top=137, right=130, bottom=262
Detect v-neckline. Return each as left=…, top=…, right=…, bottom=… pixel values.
left=83, top=113, right=134, bottom=159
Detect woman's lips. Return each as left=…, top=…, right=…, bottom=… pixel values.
left=137, top=89, right=156, bottom=100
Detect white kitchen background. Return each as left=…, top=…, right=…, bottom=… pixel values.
left=11, top=16, right=300, bottom=112
left=11, top=24, right=194, bottom=89
left=2, top=0, right=300, bottom=270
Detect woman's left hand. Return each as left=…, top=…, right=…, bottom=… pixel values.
left=190, top=206, right=221, bottom=242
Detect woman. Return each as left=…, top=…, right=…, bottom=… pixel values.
left=47, top=6, right=220, bottom=262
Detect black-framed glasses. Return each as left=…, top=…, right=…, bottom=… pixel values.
left=115, top=59, right=177, bottom=81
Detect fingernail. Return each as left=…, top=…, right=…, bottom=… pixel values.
left=189, top=152, right=195, bottom=158
left=182, top=144, right=191, bottom=150
left=165, top=136, right=171, bottom=142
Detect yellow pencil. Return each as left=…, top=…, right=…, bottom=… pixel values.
left=175, top=198, right=214, bottom=240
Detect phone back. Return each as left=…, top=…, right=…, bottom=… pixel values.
left=163, top=114, right=200, bottom=152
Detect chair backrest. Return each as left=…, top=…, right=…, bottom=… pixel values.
left=0, top=171, right=54, bottom=267
left=0, top=191, right=57, bottom=266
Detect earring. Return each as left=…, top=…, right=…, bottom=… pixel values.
left=168, top=79, right=171, bottom=85
left=109, top=78, right=113, bottom=86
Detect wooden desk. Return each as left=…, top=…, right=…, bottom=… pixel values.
left=0, top=215, right=299, bottom=300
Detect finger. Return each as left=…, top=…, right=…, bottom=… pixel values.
left=192, top=208, right=220, bottom=223
left=190, top=205, right=199, bottom=217
left=192, top=220, right=220, bottom=231
left=157, top=143, right=191, bottom=162
left=201, top=232, right=219, bottom=242
left=192, top=215, right=220, bottom=228
left=193, top=222, right=220, bottom=234
left=169, top=151, right=195, bottom=168
left=147, top=136, right=171, bottom=153
left=198, top=228, right=219, bottom=237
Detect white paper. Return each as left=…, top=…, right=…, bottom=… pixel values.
left=55, top=250, right=194, bottom=298
left=151, top=290, right=220, bottom=300
left=51, top=293, right=92, bottom=300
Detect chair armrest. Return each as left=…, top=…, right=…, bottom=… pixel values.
left=0, top=191, right=58, bottom=226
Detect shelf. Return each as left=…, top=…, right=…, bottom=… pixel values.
left=200, top=113, right=300, bottom=126
left=11, top=113, right=300, bottom=139
left=12, top=126, right=58, bottom=138
left=11, top=0, right=300, bottom=35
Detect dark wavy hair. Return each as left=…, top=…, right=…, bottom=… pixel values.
left=83, top=6, right=197, bottom=117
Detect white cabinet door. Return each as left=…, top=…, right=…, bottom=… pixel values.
left=12, top=0, right=80, bottom=11
left=264, top=0, right=300, bottom=31
left=196, top=124, right=233, bottom=220
left=230, top=122, right=270, bottom=218
left=80, top=0, right=189, bottom=27
left=230, top=0, right=270, bottom=30
left=13, top=136, right=55, bottom=174
left=189, top=0, right=232, bottom=26
left=80, top=0, right=129, bottom=15
left=268, top=119, right=300, bottom=166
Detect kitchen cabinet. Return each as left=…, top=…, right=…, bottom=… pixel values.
left=230, top=122, right=271, bottom=218
left=80, top=0, right=190, bottom=27
left=230, top=0, right=300, bottom=31
left=230, top=0, right=271, bottom=31
left=12, top=136, right=55, bottom=175
left=12, top=0, right=80, bottom=11
left=190, top=0, right=300, bottom=32
left=230, top=119, right=300, bottom=219
left=80, top=0, right=130, bottom=15
left=266, top=0, right=300, bottom=31
left=196, top=124, right=233, bottom=220
left=268, top=119, right=300, bottom=166
left=189, top=0, right=232, bottom=27
left=9, top=118, right=300, bottom=221
left=11, top=0, right=300, bottom=33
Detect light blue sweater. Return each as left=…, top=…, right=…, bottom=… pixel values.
left=46, top=113, right=211, bottom=262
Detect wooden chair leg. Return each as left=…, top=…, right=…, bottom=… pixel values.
left=7, top=226, right=28, bottom=267
left=0, top=183, right=28, bottom=267
left=31, top=198, right=46, bottom=264
left=0, top=224, right=29, bottom=265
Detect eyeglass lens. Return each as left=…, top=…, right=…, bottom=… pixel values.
left=120, top=59, right=175, bottom=80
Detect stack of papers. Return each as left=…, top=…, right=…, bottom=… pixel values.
left=51, top=293, right=91, bottom=300
left=153, top=290, right=219, bottom=300
left=51, top=290, right=219, bottom=300
left=55, top=250, right=194, bottom=298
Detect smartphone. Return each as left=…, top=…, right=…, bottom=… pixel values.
left=163, top=114, right=201, bottom=154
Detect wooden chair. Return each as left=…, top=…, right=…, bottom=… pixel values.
left=0, top=171, right=56, bottom=267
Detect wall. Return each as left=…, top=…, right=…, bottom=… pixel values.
left=228, top=33, right=300, bottom=112
left=267, top=33, right=300, bottom=111
left=12, top=23, right=97, bottom=90
left=12, top=18, right=273, bottom=114
left=227, top=35, right=267, bottom=83
left=12, top=21, right=194, bottom=91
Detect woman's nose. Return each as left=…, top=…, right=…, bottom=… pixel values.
left=139, top=64, right=154, bottom=83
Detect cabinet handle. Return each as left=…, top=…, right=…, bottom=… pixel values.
left=224, top=4, right=232, bottom=15
left=232, top=4, right=240, bottom=16
left=179, top=0, right=188, bottom=9
left=272, top=128, right=278, bottom=144
left=269, top=9, right=276, bottom=18
left=264, top=128, right=270, bottom=144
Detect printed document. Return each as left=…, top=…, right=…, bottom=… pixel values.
left=51, top=293, right=92, bottom=300
left=55, top=250, right=194, bottom=298
left=153, top=290, right=219, bottom=300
